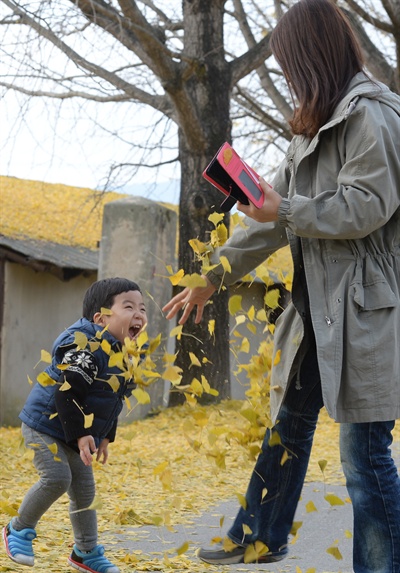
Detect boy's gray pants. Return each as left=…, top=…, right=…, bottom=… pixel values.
left=12, top=423, right=97, bottom=551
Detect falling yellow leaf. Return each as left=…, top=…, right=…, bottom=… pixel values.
left=106, top=375, right=120, bottom=392
left=84, top=413, right=94, bottom=429
left=176, top=541, right=189, bottom=556
left=219, top=255, right=231, bottom=273
left=235, top=492, right=247, bottom=509
left=188, top=238, right=207, bottom=255
left=208, top=319, right=215, bottom=337
left=169, top=324, right=183, bottom=340
left=37, top=372, right=56, bottom=387
left=189, top=352, right=201, bottom=368
left=27, top=375, right=33, bottom=386
left=242, top=524, right=252, bottom=535
left=132, top=388, right=151, bottom=405
left=273, top=349, right=281, bottom=366
left=178, top=273, right=207, bottom=288
left=208, top=212, right=225, bottom=226
left=74, top=331, right=88, bottom=349
left=40, top=349, right=52, bottom=364
left=162, top=364, right=183, bottom=386
left=59, top=380, right=71, bottom=391
left=264, top=288, right=281, bottom=309
left=318, top=459, right=328, bottom=473
left=268, top=431, right=282, bottom=447
left=101, top=339, right=111, bottom=355
left=47, top=443, right=58, bottom=455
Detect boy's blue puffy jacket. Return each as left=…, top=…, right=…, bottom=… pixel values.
left=19, top=318, right=134, bottom=447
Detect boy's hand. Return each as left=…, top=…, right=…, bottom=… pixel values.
left=96, top=438, right=110, bottom=465
left=77, top=435, right=97, bottom=466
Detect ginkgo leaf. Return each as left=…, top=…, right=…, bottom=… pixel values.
left=264, top=288, right=280, bottom=309
left=242, top=524, right=252, bottom=535
left=208, top=319, right=215, bottom=337
left=59, top=380, right=71, bottom=391
left=132, top=388, right=151, bottom=405
left=176, top=541, right=189, bottom=556
left=107, top=375, right=120, bottom=392
left=345, top=530, right=353, bottom=539
left=74, top=331, right=88, bottom=349
left=326, top=545, right=343, bottom=560
left=40, top=349, right=52, bottom=363
left=100, top=307, right=113, bottom=316
left=49, top=412, right=58, bottom=420
left=27, top=375, right=33, bottom=386
left=273, top=349, right=281, bottom=366
left=101, top=339, right=111, bottom=355
left=84, top=413, right=94, bottom=429
left=290, top=521, right=303, bottom=535
left=178, top=273, right=207, bottom=288
left=108, top=352, right=124, bottom=369
left=318, top=459, right=328, bottom=473
left=268, top=431, right=282, bottom=447
left=169, top=324, right=183, bottom=339
left=219, top=255, right=231, bottom=273
left=189, top=352, right=201, bottom=367
left=37, top=372, right=56, bottom=387
left=136, top=330, right=149, bottom=349
left=208, top=212, right=224, bottom=226
left=47, top=443, right=58, bottom=455
left=162, top=365, right=183, bottom=386
left=70, top=495, right=103, bottom=513
left=189, top=238, right=207, bottom=254
left=280, top=450, right=289, bottom=465
left=324, top=493, right=345, bottom=506
left=239, top=337, right=250, bottom=353
left=168, top=268, right=185, bottom=285
left=235, top=492, right=247, bottom=509
left=305, top=500, right=317, bottom=513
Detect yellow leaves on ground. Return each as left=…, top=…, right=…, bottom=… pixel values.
left=1, top=406, right=399, bottom=572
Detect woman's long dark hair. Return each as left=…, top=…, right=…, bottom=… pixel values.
left=270, top=0, right=365, bottom=138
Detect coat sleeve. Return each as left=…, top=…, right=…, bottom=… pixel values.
left=207, top=158, right=290, bottom=288
left=279, top=98, right=400, bottom=239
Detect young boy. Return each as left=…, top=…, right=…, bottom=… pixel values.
left=2, top=277, right=147, bottom=573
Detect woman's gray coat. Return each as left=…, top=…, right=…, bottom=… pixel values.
left=207, top=73, right=400, bottom=424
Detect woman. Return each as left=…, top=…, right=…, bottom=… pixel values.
left=163, top=1, right=400, bottom=572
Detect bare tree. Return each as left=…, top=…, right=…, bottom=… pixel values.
left=0, top=0, right=398, bottom=401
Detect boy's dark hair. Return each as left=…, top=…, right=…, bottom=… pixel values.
left=83, top=277, right=142, bottom=321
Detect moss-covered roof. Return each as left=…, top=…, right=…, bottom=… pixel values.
left=0, top=176, right=126, bottom=250
left=0, top=175, right=292, bottom=280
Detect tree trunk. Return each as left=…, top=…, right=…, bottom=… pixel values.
left=169, top=0, right=232, bottom=404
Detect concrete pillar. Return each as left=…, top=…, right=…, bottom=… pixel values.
left=98, top=197, right=177, bottom=422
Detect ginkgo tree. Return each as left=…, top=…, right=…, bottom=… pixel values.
left=0, top=0, right=398, bottom=401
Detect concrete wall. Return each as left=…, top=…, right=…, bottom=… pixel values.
left=98, top=197, right=178, bottom=421
left=0, top=263, right=96, bottom=426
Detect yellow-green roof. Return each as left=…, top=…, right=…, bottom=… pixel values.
left=0, top=176, right=126, bottom=250
left=0, top=175, right=292, bottom=279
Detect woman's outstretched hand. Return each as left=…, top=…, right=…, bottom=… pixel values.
left=237, top=177, right=282, bottom=222
left=162, top=275, right=216, bottom=325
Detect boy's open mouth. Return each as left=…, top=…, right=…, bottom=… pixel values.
left=129, top=325, right=142, bottom=339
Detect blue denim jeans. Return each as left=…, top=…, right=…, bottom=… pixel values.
left=227, top=347, right=400, bottom=572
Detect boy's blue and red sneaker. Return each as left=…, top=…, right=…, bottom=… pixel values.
left=2, top=521, right=36, bottom=566
left=68, top=544, right=120, bottom=573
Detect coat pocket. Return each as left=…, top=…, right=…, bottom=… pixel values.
left=351, top=258, right=397, bottom=310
